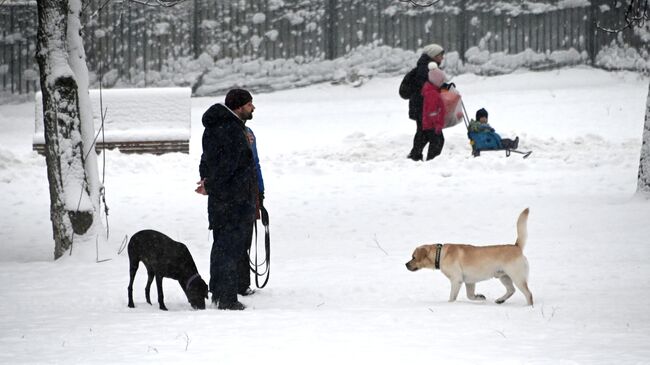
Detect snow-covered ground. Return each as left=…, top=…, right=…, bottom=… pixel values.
left=1, top=67, right=649, bottom=364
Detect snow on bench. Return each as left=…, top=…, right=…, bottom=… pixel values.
left=33, top=87, right=191, bottom=155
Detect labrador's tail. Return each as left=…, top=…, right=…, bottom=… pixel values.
left=515, top=208, right=529, bottom=250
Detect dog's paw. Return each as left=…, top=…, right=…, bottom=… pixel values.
left=128, top=303, right=135, bottom=308
left=468, top=294, right=486, bottom=301
left=495, top=299, right=505, bottom=304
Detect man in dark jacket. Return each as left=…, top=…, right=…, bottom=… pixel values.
left=404, top=43, right=445, bottom=161
left=196, top=89, right=257, bottom=310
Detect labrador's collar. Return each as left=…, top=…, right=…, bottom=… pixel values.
left=434, top=244, right=443, bottom=270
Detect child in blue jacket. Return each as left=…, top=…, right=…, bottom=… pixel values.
left=468, top=108, right=519, bottom=150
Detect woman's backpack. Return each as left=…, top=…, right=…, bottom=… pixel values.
left=399, top=68, right=418, bottom=100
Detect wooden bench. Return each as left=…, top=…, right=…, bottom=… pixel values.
left=33, top=87, right=191, bottom=155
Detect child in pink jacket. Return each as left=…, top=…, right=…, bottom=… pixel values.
left=420, top=62, right=446, bottom=161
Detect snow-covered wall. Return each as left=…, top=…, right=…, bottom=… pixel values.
left=33, top=88, right=191, bottom=144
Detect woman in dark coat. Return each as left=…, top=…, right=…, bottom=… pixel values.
left=402, top=43, right=445, bottom=161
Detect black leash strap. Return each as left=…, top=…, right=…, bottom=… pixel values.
left=250, top=205, right=271, bottom=288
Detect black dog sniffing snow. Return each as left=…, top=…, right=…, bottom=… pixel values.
left=127, top=230, right=208, bottom=311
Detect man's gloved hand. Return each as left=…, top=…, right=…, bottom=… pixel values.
left=259, top=191, right=265, bottom=206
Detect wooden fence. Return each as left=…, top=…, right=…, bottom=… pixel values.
left=0, top=0, right=645, bottom=95
left=1, top=3, right=38, bottom=94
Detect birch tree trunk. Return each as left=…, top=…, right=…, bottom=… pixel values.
left=68, top=0, right=102, bottom=216
left=36, top=0, right=96, bottom=259
left=638, top=84, right=650, bottom=193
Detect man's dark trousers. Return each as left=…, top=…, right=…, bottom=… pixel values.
left=210, top=210, right=254, bottom=305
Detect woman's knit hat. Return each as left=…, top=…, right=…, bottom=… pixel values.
left=423, top=43, right=444, bottom=59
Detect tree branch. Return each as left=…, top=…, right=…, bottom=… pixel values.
left=373, top=235, right=389, bottom=256
left=598, top=0, right=649, bottom=33
left=397, top=0, right=441, bottom=7
left=82, top=0, right=188, bottom=22
left=129, top=0, right=188, bottom=7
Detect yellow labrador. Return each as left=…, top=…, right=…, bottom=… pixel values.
left=405, top=208, right=533, bottom=306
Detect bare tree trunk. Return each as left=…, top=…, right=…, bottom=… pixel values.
left=638, top=83, right=650, bottom=193
left=36, top=0, right=94, bottom=259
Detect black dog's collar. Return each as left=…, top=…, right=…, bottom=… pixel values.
left=185, top=273, right=201, bottom=291
left=434, top=244, right=443, bottom=270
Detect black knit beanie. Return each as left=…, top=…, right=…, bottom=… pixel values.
left=225, top=89, right=253, bottom=110
left=476, top=108, right=488, bottom=120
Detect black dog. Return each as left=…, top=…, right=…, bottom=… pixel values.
left=127, top=230, right=208, bottom=311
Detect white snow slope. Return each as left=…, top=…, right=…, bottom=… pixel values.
left=1, top=67, right=649, bottom=364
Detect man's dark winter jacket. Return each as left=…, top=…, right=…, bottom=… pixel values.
left=408, top=54, right=433, bottom=121
left=200, top=103, right=257, bottom=227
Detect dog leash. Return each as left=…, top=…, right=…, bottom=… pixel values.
left=249, top=205, right=271, bottom=288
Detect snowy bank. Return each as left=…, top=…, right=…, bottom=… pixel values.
left=0, top=68, right=649, bottom=364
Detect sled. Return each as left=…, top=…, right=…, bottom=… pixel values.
left=461, top=102, right=532, bottom=159
left=468, top=132, right=532, bottom=158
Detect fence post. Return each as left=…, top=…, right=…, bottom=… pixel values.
left=18, top=41, right=23, bottom=94
left=10, top=42, right=15, bottom=94
left=587, top=1, right=597, bottom=64
left=325, top=0, right=337, bottom=60
left=458, top=0, right=467, bottom=62
left=192, top=0, right=200, bottom=59
left=127, top=5, right=132, bottom=83
left=144, top=12, right=148, bottom=87
left=1, top=43, right=5, bottom=91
